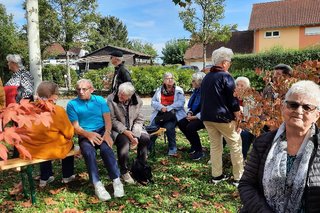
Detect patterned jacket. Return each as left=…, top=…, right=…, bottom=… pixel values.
left=5, top=69, right=34, bottom=99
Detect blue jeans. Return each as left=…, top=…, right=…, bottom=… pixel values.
left=150, top=119, right=177, bottom=152
left=40, top=156, right=74, bottom=180
left=78, top=127, right=120, bottom=184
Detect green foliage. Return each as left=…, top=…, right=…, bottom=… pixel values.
left=42, top=65, right=78, bottom=88
left=82, top=67, right=114, bottom=90
left=0, top=4, right=28, bottom=82
left=0, top=129, right=241, bottom=212
left=34, top=0, right=98, bottom=51
left=130, top=65, right=193, bottom=95
left=88, top=15, right=129, bottom=51
left=231, top=69, right=265, bottom=91
left=128, top=39, right=157, bottom=59
left=231, top=48, right=320, bottom=72
left=178, top=0, right=237, bottom=66
left=162, top=39, right=190, bottom=64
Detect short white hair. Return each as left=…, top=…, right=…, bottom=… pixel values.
left=285, top=80, right=320, bottom=107
left=118, top=82, right=135, bottom=97
left=192, top=72, right=206, bottom=85
left=211, top=47, right=234, bottom=65
left=76, top=79, right=93, bottom=88
left=6, top=54, right=24, bottom=69
left=163, top=72, right=173, bottom=80
left=235, top=76, right=251, bottom=88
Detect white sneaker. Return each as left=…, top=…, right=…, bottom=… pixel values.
left=62, top=175, right=76, bottom=183
left=113, top=178, right=124, bottom=198
left=39, top=176, right=55, bottom=187
left=122, top=172, right=135, bottom=184
left=94, top=181, right=111, bottom=201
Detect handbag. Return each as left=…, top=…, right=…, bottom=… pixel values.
left=154, top=110, right=176, bottom=125
left=131, top=158, right=153, bottom=185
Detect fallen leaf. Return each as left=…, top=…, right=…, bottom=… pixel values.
left=63, top=208, right=79, bottom=213
left=172, top=176, right=180, bottom=183
left=20, top=200, right=32, bottom=208
left=193, top=201, right=202, bottom=209
left=49, top=187, right=65, bottom=195
left=171, top=191, right=179, bottom=198
left=88, top=196, right=100, bottom=204
left=160, top=159, right=169, bottom=165
left=44, top=197, right=59, bottom=205
left=118, top=205, right=126, bottom=211
left=177, top=202, right=183, bottom=208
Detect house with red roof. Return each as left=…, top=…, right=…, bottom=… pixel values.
left=249, top=0, right=320, bottom=53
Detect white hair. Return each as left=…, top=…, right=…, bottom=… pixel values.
left=118, top=82, right=135, bottom=97
left=192, top=72, right=206, bottom=85
left=76, top=79, right=93, bottom=88
left=6, top=54, right=24, bottom=69
left=163, top=72, right=173, bottom=80
left=211, top=47, right=234, bottom=65
left=235, top=76, right=251, bottom=88
left=285, top=80, right=320, bottom=107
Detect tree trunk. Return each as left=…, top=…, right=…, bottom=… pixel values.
left=203, top=43, right=207, bottom=70
left=26, top=0, right=42, bottom=92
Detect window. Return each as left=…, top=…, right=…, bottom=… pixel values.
left=265, top=31, right=280, bottom=38
left=305, top=27, right=320, bottom=35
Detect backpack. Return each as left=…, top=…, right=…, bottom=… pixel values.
left=131, top=158, right=153, bottom=185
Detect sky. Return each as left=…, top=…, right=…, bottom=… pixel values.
left=0, top=0, right=273, bottom=56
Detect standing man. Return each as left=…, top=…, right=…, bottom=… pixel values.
left=67, top=79, right=124, bottom=201
left=107, top=50, right=132, bottom=94
left=201, top=47, right=243, bottom=186
left=262, top=63, right=293, bottom=99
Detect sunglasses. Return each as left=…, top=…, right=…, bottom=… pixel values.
left=285, top=100, right=318, bottom=112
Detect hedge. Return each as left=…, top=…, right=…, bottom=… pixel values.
left=231, top=47, right=320, bottom=71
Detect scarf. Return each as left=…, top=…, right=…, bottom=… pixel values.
left=263, top=123, right=315, bottom=213
left=161, top=84, right=175, bottom=96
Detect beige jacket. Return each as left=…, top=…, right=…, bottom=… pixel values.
left=107, top=93, right=146, bottom=139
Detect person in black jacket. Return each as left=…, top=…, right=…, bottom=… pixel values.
left=239, top=80, right=320, bottom=213
left=108, top=50, right=132, bottom=94
left=201, top=47, right=243, bottom=186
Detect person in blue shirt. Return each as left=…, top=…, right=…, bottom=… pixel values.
left=67, top=79, right=124, bottom=201
left=178, top=72, right=206, bottom=160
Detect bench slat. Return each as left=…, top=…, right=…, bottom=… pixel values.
left=0, top=149, right=80, bottom=171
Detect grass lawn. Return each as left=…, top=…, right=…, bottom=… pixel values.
left=0, top=129, right=241, bottom=212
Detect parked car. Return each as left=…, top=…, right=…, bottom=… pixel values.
left=201, top=65, right=213, bottom=74
left=177, top=65, right=200, bottom=72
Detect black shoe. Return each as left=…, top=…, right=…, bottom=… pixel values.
left=211, top=174, right=228, bottom=184
left=190, top=151, right=204, bottom=160
left=188, top=148, right=196, bottom=154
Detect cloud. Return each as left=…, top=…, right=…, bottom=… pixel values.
left=131, top=20, right=155, bottom=28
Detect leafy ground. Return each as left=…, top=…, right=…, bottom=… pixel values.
left=0, top=129, right=241, bottom=212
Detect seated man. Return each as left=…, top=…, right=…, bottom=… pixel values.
left=67, top=79, right=124, bottom=201
left=107, top=82, right=150, bottom=184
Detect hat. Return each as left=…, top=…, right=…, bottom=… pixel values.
left=110, top=50, right=123, bottom=58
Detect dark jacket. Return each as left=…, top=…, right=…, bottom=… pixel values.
left=188, top=88, right=201, bottom=116
left=200, top=66, right=240, bottom=123
left=111, top=63, right=132, bottom=93
left=239, top=129, right=320, bottom=213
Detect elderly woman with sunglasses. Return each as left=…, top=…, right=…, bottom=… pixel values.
left=239, top=80, right=320, bottom=213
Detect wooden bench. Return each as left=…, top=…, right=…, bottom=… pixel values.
left=0, top=149, right=80, bottom=204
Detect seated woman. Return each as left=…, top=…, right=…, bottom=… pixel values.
left=178, top=72, right=206, bottom=160
left=21, top=81, right=75, bottom=187
left=239, top=80, right=320, bottom=212
left=235, top=76, right=255, bottom=160
left=107, top=82, right=150, bottom=184
left=149, top=72, right=187, bottom=156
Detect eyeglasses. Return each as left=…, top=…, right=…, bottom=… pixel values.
left=165, top=78, right=174, bottom=80
left=76, top=88, right=90, bottom=92
left=285, top=100, right=318, bottom=112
